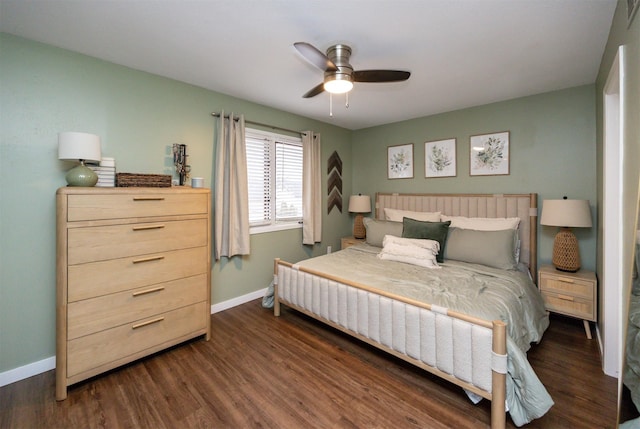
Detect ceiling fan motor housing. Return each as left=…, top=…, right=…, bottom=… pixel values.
left=324, top=44, right=354, bottom=84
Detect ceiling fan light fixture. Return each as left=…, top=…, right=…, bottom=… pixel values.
left=323, top=75, right=353, bottom=94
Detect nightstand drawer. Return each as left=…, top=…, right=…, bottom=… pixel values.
left=539, top=274, right=594, bottom=299
left=542, top=292, right=594, bottom=321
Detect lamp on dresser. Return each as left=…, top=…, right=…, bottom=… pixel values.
left=540, top=197, right=592, bottom=272
left=58, top=132, right=101, bottom=187
left=348, top=194, right=371, bottom=239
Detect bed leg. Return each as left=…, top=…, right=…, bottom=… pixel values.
left=491, top=320, right=507, bottom=429
left=273, top=258, right=280, bottom=317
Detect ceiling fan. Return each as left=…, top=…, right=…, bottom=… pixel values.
left=294, top=42, right=411, bottom=98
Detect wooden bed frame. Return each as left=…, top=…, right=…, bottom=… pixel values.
left=274, top=193, right=539, bottom=429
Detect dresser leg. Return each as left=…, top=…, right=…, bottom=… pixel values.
left=583, top=320, right=592, bottom=339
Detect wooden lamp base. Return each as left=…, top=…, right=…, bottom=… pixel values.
left=552, top=228, right=581, bottom=272
left=353, top=213, right=366, bottom=239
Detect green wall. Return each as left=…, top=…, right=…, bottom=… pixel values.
left=351, top=85, right=598, bottom=272
left=0, top=31, right=603, bottom=379
left=0, top=34, right=353, bottom=374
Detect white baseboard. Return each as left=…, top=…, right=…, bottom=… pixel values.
left=0, top=288, right=268, bottom=387
left=211, top=287, right=268, bottom=314
left=0, top=356, right=55, bottom=387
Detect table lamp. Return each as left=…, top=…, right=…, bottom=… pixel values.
left=58, top=132, right=102, bottom=186
left=348, top=194, right=371, bottom=239
left=540, top=197, right=592, bottom=272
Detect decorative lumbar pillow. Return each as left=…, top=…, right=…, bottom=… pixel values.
left=401, top=217, right=451, bottom=263
left=378, top=235, right=440, bottom=269
left=363, top=217, right=403, bottom=247
left=384, top=208, right=441, bottom=223
left=440, top=215, right=520, bottom=231
left=444, top=228, right=519, bottom=270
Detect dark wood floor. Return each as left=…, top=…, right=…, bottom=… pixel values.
left=1, top=300, right=618, bottom=428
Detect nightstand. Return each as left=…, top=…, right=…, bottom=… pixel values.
left=341, top=236, right=366, bottom=250
left=538, top=264, right=597, bottom=339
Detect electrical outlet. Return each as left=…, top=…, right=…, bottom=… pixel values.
left=327, top=245, right=332, bottom=254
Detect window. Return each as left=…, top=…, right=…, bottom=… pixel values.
left=245, top=128, right=303, bottom=234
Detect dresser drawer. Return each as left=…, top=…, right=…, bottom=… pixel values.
left=67, top=274, right=207, bottom=340
left=539, top=273, right=593, bottom=299
left=68, top=246, right=207, bottom=302
left=67, top=302, right=208, bottom=377
left=68, top=218, right=207, bottom=265
left=67, top=192, right=208, bottom=221
left=542, top=291, right=595, bottom=321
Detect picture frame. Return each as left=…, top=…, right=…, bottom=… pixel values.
left=387, top=143, right=414, bottom=179
left=425, top=138, right=456, bottom=178
left=470, top=131, right=510, bottom=176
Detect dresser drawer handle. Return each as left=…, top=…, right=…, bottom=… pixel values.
left=132, top=255, right=165, bottom=264
left=132, top=224, right=166, bottom=231
left=557, top=294, right=575, bottom=302
left=132, top=286, right=165, bottom=297
left=133, top=197, right=165, bottom=201
left=557, top=278, right=575, bottom=284
left=131, top=317, right=165, bottom=329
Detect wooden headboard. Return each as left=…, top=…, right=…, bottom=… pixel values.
left=375, top=192, right=538, bottom=279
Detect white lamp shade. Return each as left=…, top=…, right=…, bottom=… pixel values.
left=540, top=199, right=592, bottom=228
left=58, top=132, right=102, bottom=162
left=348, top=195, right=371, bottom=213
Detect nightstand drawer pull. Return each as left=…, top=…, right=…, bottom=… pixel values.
left=557, top=278, right=576, bottom=284
left=557, top=294, right=575, bottom=302
left=133, top=197, right=166, bottom=201
left=132, top=224, right=166, bottom=231
left=131, top=317, right=165, bottom=329
left=132, top=286, right=165, bottom=297
left=132, top=255, right=165, bottom=264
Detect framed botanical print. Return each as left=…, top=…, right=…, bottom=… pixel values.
left=387, top=143, right=414, bottom=179
left=425, top=138, right=456, bottom=178
left=470, top=131, right=510, bottom=176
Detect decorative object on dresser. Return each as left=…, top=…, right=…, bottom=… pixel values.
left=58, top=132, right=102, bottom=187
left=538, top=264, right=597, bottom=339
left=55, top=187, right=212, bottom=400
left=173, top=143, right=190, bottom=185
left=348, top=194, right=371, bottom=239
left=540, top=197, right=592, bottom=272
left=116, top=173, right=172, bottom=187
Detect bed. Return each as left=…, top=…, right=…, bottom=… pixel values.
left=273, top=193, right=553, bottom=428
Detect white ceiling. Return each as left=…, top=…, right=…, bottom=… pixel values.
left=0, top=0, right=617, bottom=130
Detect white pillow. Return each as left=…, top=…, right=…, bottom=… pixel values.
left=377, top=235, right=440, bottom=269
left=440, top=215, right=520, bottom=230
left=384, top=208, right=441, bottom=222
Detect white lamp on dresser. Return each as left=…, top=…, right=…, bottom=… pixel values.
left=58, top=132, right=102, bottom=186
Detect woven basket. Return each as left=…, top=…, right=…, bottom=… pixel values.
left=116, top=173, right=172, bottom=188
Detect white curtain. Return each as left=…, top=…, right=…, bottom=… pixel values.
left=302, top=131, right=322, bottom=245
left=214, top=111, right=250, bottom=259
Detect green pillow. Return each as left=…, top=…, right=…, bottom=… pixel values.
left=402, top=217, right=451, bottom=263
left=444, top=228, right=518, bottom=270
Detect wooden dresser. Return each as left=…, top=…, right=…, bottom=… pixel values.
left=56, top=187, right=211, bottom=400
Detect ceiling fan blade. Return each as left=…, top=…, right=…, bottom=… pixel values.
left=294, top=42, right=338, bottom=72
left=302, top=82, right=325, bottom=98
left=353, top=70, right=411, bottom=83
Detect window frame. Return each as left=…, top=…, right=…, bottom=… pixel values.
left=245, top=127, right=303, bottom=235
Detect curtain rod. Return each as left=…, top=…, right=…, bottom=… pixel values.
left=211, top=112, right=307, bottom=137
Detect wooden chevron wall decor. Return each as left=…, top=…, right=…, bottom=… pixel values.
left=327, top=151, right=343, bottom=214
